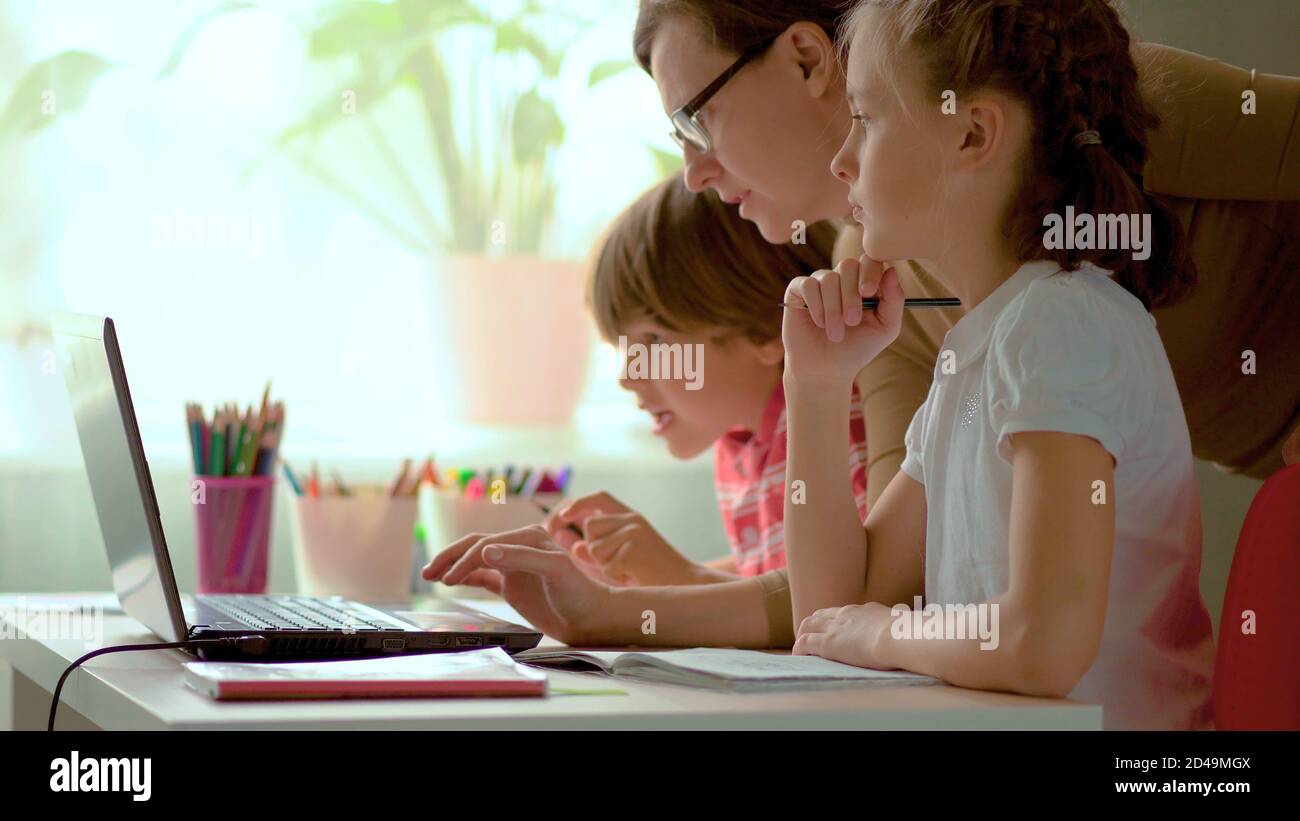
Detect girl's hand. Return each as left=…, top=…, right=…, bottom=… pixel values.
left=781, top=256, right=904, bottom=388
left=422, top=525, right=615, bottom=646
left=792, top=601, right=896, bottom=669
left=546, top=492, right=704, bottom=587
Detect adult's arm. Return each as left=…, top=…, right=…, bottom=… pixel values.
left=1136, top=43, right=1300, bottom=476
left=1136, top=42, right=1300, bottom=201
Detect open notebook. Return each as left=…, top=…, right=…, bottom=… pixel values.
left=516, top=647, right=938, bottom=692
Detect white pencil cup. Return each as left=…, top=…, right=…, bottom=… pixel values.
left=289, top=489, right=418, bottom=602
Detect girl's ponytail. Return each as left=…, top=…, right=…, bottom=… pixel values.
left=1064, top=135, right=1195, bottom=310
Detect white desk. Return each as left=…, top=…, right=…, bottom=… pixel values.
left=0, top=594, right=1102, bottom=730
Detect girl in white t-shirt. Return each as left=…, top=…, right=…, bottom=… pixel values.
left=781, top=0, right=1215, bottom=729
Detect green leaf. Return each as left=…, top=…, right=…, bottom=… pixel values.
left=309, top=1, right=407, bottom=59
left=267, top=67, right=394, bottom=149
left=308, top=0, right=489, bottom=60
left=494, top=18, right=561, bottom=77
left=156, top=1, right=254, bottom=79
left=588, top=59, right=635, bottom=87
left=511, top=90, right=564, bottom=165
left=408, top=0, right=491, bottom=30
left=0, top=51, right=117, bottom=140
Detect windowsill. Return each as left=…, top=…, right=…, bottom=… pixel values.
left=1, top=413, right=709, bottom=478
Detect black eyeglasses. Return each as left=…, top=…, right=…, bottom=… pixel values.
left=668, top=37, right=776, bottom=155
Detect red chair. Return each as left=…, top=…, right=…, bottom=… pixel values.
left=1213, top=463, right=1300, bottom=729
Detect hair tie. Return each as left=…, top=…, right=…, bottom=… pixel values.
left=1072, top=130, right=1102, bottom=148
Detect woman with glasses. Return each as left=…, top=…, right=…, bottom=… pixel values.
left=426, top=0, right=1299, bottom=650
left=642, top=3, right=851, bottom=247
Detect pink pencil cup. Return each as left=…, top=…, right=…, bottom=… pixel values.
left=192, top=475, right=276, bottom=594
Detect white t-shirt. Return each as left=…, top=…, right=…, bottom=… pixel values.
left=899, top=259, right=1215, bottom=730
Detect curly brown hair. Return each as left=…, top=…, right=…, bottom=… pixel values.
left=843, top=0, right=1196, bottom=309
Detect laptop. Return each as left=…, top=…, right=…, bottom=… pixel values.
left=53, top=313, right=542, bottom=661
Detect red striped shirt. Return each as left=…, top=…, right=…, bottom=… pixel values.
left=714, top=381, right=869, bottom=576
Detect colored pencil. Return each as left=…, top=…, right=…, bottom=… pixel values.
left=388, top=458, right=412, bottom=497
left=282, top=461, right=304, bottom=496
left=210, top=410, right=226, bottom=477
left=331, top=469, right=351, bottom=496
left=186, top=404, right=204, bottom=474
left=512, top=468, right=532, bottom=496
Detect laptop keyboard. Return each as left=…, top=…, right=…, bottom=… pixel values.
left=199, top=595, right=399, bottom=632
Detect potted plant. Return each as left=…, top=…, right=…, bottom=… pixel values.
left=226, top=0, right=598, bottom=425
left=4, top=0, right=635, bottom=425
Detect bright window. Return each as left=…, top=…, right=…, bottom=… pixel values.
left=1, top=0, right=678, bottom=459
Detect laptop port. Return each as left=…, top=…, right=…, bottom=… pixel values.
left=455, top=636, right=482, bottom=647
left=382, top=638, right=407, bottom=652
left=485, top=636, right=507, bottom=647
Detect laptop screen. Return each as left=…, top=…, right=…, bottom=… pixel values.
left=53, top=314, right=187, bottom=643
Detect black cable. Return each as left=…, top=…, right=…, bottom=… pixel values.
left=49, top=635, right=269, bottom=731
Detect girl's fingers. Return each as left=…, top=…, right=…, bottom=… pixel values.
left=857, top=255, right=887, bottom=297
left=788, top=276, right=825, bottom=328
left=783, top=278, right=809, bottom=309
left=797, top=607, right=839, bottom=635
left=867, top=265, right=904, bottom=330
left=815, top=270, right=845, bottom=342
left=793, top=632, right=827, bottom=656
left=837, top=258, right=863, bottom=327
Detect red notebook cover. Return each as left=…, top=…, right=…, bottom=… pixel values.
left=183, top=647, right=547, bottom=700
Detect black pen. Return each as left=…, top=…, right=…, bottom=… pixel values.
left=533, top=499, right=584, bottom=539
left=781, top=297, right=961, bottom=309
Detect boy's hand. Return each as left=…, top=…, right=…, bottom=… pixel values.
left=781, top=256, right=904, bottom=389
left=421, top=524, right=616, bottom=646
left=546, top=492, right=705, bottom=586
